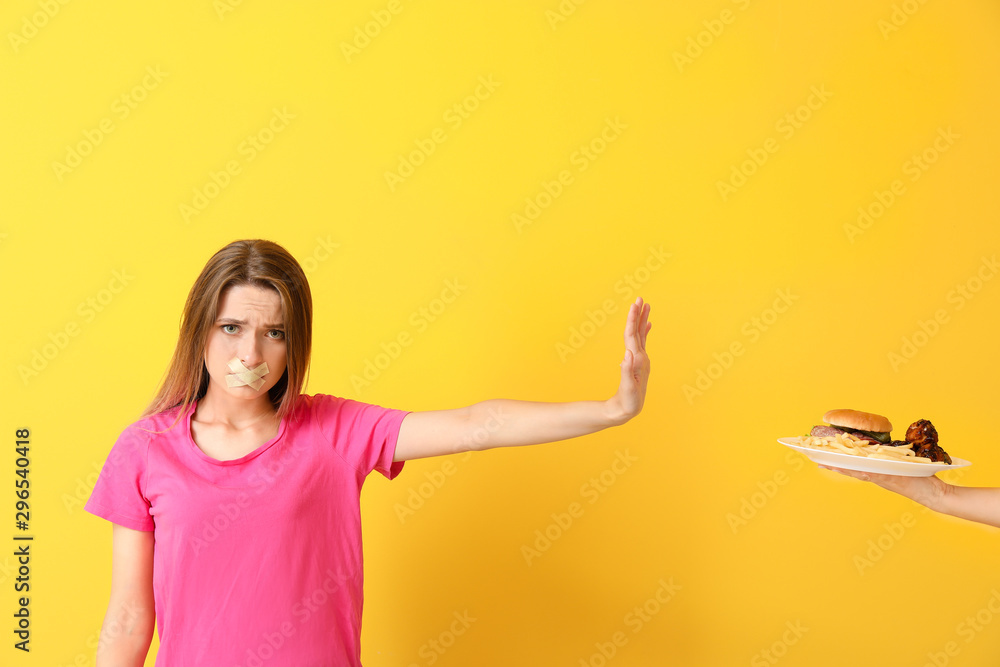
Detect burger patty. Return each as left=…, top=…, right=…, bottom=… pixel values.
left=809, top=425, right=882, bottom=444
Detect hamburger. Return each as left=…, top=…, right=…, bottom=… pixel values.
left=810, top=409, right=893, bottom=444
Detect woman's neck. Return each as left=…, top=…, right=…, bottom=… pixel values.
left=194, top=387, right=276, bottom=429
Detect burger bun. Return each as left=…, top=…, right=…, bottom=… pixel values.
left=823, top=409, right=892, bottom=433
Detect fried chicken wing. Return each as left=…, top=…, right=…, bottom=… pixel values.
left=905, top=419, right=952, bottom=464
left=905, top=419, right=939, bottom=448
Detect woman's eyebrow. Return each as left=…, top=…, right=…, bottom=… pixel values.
left=215, top=317, right=285, bottom=328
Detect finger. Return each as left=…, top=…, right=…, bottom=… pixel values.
left=638, top=302, right=650, bottom=350
left=632, top=299, right=643, bottom=337
left=818, top=465, right=874, bottom=482
left=623, top=300, right=640, bottom=353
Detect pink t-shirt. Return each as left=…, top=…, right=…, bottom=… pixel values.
left=85, top=393, right=409, bottom=666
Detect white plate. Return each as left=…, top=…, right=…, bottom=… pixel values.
left=777, top=437, right=971, bottom=477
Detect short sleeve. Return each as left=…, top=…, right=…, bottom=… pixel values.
left=84, top=425, right=155, bottom=531
left=316, top=395, right=410, bottom=480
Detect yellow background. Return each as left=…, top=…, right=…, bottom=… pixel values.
left=3, top=1, right=1000, bottom=665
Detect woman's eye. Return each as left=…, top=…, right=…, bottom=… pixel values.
left=222, top=324, right=239, bottom=334
left=267, top=330, right=285, bottom=340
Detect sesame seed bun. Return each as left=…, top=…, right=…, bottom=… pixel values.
left=823, top=409, right=892, bottom=433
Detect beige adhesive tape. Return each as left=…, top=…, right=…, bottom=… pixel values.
left=225, top=357, right=270, bottom=391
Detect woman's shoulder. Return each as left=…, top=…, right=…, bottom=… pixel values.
left=289, top=393, right=395, bottom=427
left=120, top=404, right=191, bottom=444
left=293, top=393, right=391, bottom=415
left=290, top=393, right=407, bottom=431
left=290, top=393, right=340, bottom=419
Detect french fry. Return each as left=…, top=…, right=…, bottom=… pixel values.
left=794, top=433, right=941, bottom=464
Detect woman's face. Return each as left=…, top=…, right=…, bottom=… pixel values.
left=204, top=284, right=288, bottom=401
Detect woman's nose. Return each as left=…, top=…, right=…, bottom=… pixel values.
left=237, top=338, right=263, bottom=366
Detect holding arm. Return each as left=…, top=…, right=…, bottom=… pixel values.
left=394, top=297, right=651, bottom=462
left=821, top=466, right=1000, bottom=529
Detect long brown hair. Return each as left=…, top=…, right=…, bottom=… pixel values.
left=143, top=239, right=312, bottom=424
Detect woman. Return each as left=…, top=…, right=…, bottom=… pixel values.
left=86, top=239, right=652, bottom=666
left=822, top=466, right=1000, bottom=528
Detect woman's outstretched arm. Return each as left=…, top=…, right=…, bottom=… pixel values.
left=394, top=297, right=651, bottom=462
left=821, top=466, right=1000, bottom=528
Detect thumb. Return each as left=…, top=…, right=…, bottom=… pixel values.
left=620, top=349, right=633, bottom=380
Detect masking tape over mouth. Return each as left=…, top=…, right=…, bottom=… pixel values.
left=225, top=357, right=270, bottom=391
